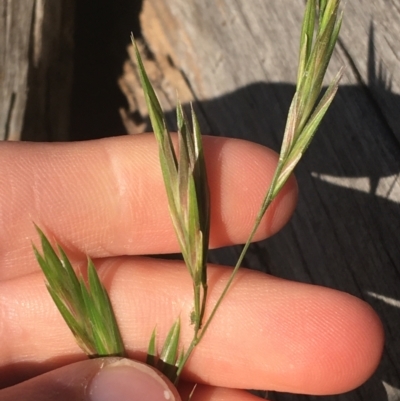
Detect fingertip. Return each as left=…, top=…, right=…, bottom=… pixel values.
left=0, top=359, right=105, bottom=400
left=88, top=358, right=181, bottom=401
left=203, top=136, right=298, bottom=247
left=320, top=294, right=384, bottom=394
left=267, top=286, right=384, bottom=395
left=0, top=357, right=181, bottom=401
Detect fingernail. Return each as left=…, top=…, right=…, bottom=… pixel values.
left=88, top=359, right=180, bottom=401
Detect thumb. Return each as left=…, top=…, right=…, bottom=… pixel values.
left=0, top=358, right=181, bottom=401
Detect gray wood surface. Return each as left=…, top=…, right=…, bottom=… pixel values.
left=119, top=1, right=400, bottom=400
left=0, top=0, right=74, bottom=141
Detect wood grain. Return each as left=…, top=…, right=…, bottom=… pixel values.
left=0, top=0, right=74, bottom=141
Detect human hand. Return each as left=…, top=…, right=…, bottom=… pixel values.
left=0, top=134, right=383, bottom=400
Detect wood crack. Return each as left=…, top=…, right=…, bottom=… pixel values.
left=4, top=92, right=15, bottom=141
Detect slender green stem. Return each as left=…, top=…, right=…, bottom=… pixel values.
left=175, top=336, right=198, bottom=382
left=176, top=161, right=285, bottom=378
left=193, top=283, right=200, bottom=329
left=199, top=283, right=208, bottom=328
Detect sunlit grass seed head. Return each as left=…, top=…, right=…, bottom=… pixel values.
left=132, top=36, right=210, bottom=332
left=33, top=225, right=125, bottom=358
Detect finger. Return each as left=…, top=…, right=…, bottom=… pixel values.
left=0, top=356, right=262, bottom=401
left=0, top=358, right=180, bottom=401
left=0, top=135, right=297, bottom=279
left=0, top=257, right=383, bottom=395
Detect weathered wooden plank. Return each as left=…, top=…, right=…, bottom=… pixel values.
left=0, top=0, right=34, bottom=140
left=0, top=0, right=74, bottom=141
left=119, top=1, right=400, bottom=400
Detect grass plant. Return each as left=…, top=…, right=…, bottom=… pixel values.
left=33, top=0, right=343, bottom=388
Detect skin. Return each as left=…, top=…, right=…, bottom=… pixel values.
left=0, top=134, right=384, bottom=399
